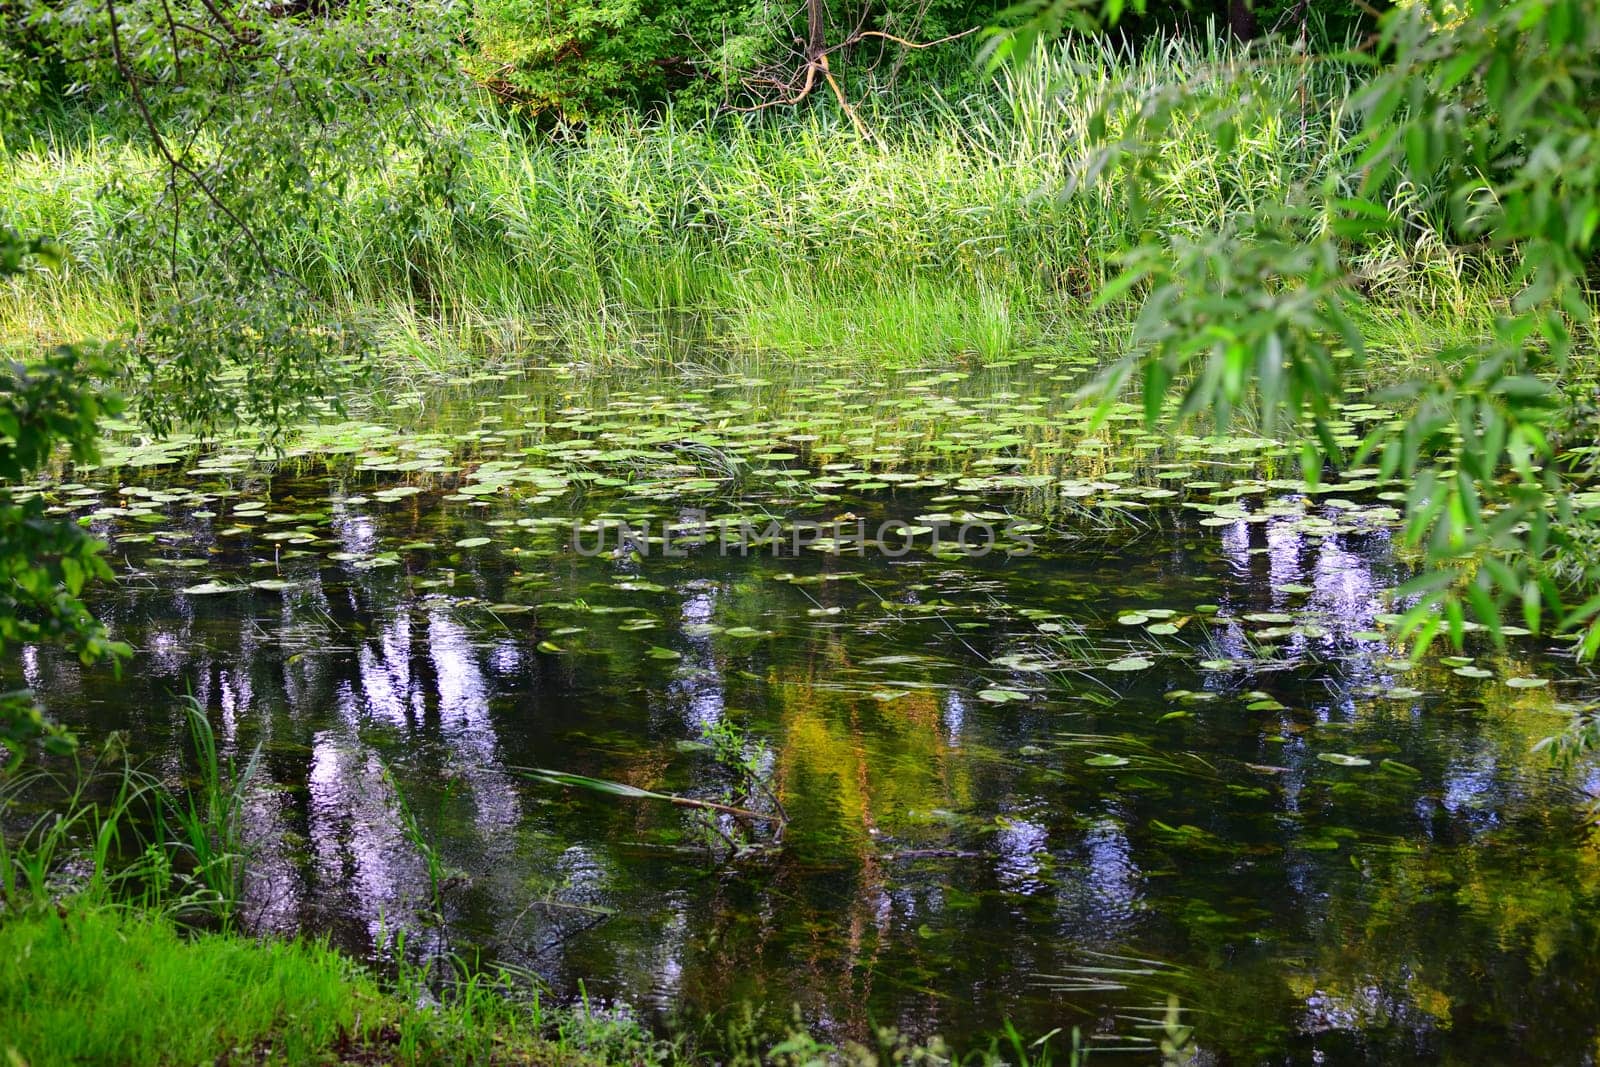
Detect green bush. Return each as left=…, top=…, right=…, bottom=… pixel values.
left=462, top=0, right=771, bottom=121
left=460, top=0, right=1008, bottom=122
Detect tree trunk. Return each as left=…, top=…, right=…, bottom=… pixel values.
left=1228, top=0, right=1257, bottom=41
left=806, top=0, right=826, bottom=57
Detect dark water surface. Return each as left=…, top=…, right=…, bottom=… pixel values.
left=17, top=361, right=1600, bottom=1062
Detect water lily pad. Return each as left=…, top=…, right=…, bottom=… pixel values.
left=1316, top=753, right=1371, bottom=767
left=1106, top=656, right=1153, bottom=672
left=248, top=579, right=300, bottom=592
left=180, top=581, right=246, bottom=595
left=1506, top=676, right=1549, bottom=689
left=1084, top=753, right=1130, bottom=767
left=1244, top=612, right=1294, bottom=624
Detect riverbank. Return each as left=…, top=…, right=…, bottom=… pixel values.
left=2, top=901, right=1039, bottom=1065
left=0, top=903, right=658, bottom=1065
left=0, top=37, right=1505, bottom=377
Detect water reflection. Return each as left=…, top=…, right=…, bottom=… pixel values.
left=17, top=407, right=1600, bottom=1063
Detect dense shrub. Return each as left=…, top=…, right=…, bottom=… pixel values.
left=460, top=0, right=1007, bottom=122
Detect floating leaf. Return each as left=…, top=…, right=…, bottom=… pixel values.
left=1084, top=754, right=1130, bottom=767
left=1379, top=759, right=1421, bottom=777
left=1316, top=753, right=1371, bottom=767
left=248, top=579, right=300, bottom=592
left=180, top=581, right=245, bottom=595
left=1244, top=612, right=1293, bottom=624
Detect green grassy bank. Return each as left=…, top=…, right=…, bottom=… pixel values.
left=0, top=902, right=1062, bottom=1066
left=0, top=36, right=1506, bottom=376
left=0, top=724, right=1057, bottom=1067
left=0, top=903, right=676, bottom=1065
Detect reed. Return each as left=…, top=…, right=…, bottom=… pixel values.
left=0, top=33, right=1503, bottom=375
left=163, top=697, right=260, bottom=925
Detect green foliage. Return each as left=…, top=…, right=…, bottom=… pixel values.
left=164, top=698, right=260, bottom=924
left=0, top=227, right=126, bottom=768
left=0, top=705, right=255, bottom=917
left=1, top=0, right=477, bottom=763
left=0, top=896, right=672, bottom=1064
left=0, top=745, right=154, bottom=908
left=463, top=0, right=767, bottom=120
left=9, top=33, right=1488, bottom=370
left=15, top=0, right=470, bottom=437
left=2, top=898, right=1047, bottom=1065
left=1015, top=0, right=1600, bottom=657
left=462, top=0, right=997, bottom=121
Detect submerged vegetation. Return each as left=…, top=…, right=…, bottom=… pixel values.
left=3, top=0, right=1600, bottom=1061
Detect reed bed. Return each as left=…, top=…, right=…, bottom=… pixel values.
left=0, top=35, right=1503, bottom=371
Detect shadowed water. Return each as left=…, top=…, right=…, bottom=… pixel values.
left=16, top=360, right=1600, bottom=1063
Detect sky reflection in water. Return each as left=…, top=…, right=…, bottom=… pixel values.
left=19, top=366, right=1600, bottom=1063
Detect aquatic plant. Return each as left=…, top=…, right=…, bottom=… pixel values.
left=380, top=759, right=452, bottom=919
left=0, top=746, right=155, bottom=910
left=163, top=697, right=259, bottom=925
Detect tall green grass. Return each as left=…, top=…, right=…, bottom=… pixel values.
left=0, top=699, right=255, bottom=921
left=0, top=34, right=1504, bottom=372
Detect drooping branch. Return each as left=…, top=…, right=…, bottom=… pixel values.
left=102, top=0, right=279, bottom=282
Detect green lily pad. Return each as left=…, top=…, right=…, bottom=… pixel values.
left=248, top=579, right=300, bottom=592
left=180, top=581, right=246, bottom=595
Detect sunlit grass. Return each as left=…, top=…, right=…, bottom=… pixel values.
left=0, top=34, right=1502, bottom=373
left=0, top=904, right=680, bottom=1066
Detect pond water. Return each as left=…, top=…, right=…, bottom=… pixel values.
left=17, top=358, right=1600, bottom=1062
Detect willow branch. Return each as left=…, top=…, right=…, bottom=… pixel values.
left=103, top=0, right=276, bottom=279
